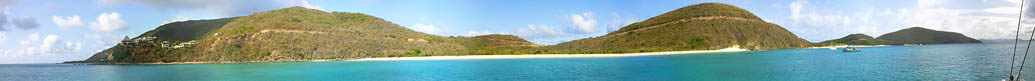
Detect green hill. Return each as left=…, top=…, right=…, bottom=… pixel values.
left=72, top=3, right=819, bottom=64
left=72, top=17, right=239, bottom=63
left=74, top=7, right=541, bottom=63
left=140, top=17, right=240, bottom=41
left=547, top=3, right=811, bottom=53
left=817, top=34, right=898, bottom=45
left=876, top=27, right=981, bottom=44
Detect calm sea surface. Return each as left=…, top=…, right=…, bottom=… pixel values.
left=2, top=43, right=1033, bottom=80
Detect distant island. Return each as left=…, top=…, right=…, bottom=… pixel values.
left=65, top=3, right=980, bottom=64
left=817, top=27, right=981, bottom=46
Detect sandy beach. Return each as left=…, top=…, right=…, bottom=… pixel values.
left=349, top=46, right=749, bottom=61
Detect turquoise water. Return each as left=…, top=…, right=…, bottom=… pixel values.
left=2, top=43, right=1033, bottom=80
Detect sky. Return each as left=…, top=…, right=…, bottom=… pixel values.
left=0, top=0, right=1031, bottom=64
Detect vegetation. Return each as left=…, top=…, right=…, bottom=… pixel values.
left=551, top=3, right=811, bottom=53
left=75, top=17, right=237, bottom=63
left=72, top=3, right=876, bottom=64
left=611, top=3, right=762, bottom=35
left=77, top=7, right=544, bottom=63
left=816, top=34, right=899, bottom=46
left=813, top=27, right=982, bottom=46
left=875, top=27, right=982, bottom=44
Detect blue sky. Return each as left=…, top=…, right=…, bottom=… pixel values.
left=0, top=0, right=1029, bottom=64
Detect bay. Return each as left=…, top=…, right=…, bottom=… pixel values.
left=1, top=43, right=1029, bottom=80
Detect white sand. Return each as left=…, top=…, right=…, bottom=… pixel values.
left=349, top=45, right=749, bottom=61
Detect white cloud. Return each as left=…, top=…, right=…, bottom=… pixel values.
left=299, top=0, right=324, bottom=11
left=38, top=34, right=57, bottom=53
left=64, top=41, right=83, bottom=52
left=411, top=24, right=442, bottom=35
left=781, top=0, right=1025, bottom=41
left=52, top=15, right=85, bottom=28
left=917, top=0, right=947, bottom=8
left=789, top=0, right=805, bottom=21
left=13, top=34, right=85, bottom=55
left=89, top=12, right=126, bottom=31
left=607, top=12, right=638, bottom=32
left=985, top=7, right=1019, bottom=14
left=516, top=24, right=560, bottom=39
left=570, top=12, right=598, bottom=33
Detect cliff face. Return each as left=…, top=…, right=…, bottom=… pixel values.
left=876, top=27, right=981, bottom=44
left=549, top=3, right=811, bottom=53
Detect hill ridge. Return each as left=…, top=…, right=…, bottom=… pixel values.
left=603, top=15, right=763, bottom=38
left=72, top=3, right=819, bottom=64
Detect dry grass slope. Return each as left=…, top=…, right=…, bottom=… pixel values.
left=550, top=3, right=811, bottom=54
left=77, top=3, right=821, bottom=63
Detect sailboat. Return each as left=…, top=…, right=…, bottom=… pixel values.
left=1007, top=0, right=1030, bottom=81
left=842, top=46, right=860, bottom=52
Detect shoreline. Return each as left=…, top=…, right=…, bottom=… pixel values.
left=66, top=45, right=907, bottom=65
left=807, top=45, right=892, bottom=49
left=348, top=46, right=748, bottom=61
left=73, top=46, right=751, bottom=64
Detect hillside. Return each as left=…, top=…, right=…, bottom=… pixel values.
left=72, top=17, right=239, bottom=63
left=140, top=17, right=240, bottom=41
left=876, top=27, right=981, bottom=44
left=547, top=3, right=811, bottom=53
left=73, top=3, right=820, bottom=64
left=817, top=34, right=898, bottom=45
left=75, top=7, right=541, bottom=63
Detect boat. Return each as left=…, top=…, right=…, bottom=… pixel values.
left=842, top=47, right=861, bottom=52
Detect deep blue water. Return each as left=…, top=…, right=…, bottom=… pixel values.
left=2, top=43, right=1034, bottom=80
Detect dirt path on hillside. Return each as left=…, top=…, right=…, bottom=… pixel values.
left=600, top=16, right=762, bottom=38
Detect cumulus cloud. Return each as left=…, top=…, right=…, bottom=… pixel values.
left=515, top=24, right=561, bottom=39
left=89, top=12, right=126, bottom=31
left=54, top=13, right=129, bottom=31
left=14, top=34, right=81, bottom=55
left=11, top=16, right=36, bottom=29
left=0, top=0, right=16, bottom=31
left=411, top=24, right=442, bottom=35
left=52, top=15, right=85, bottom=28
left=99, top=0, right=317, bottom=16
left=570, top=11, right=598, bottom=33
left=607, top=12, right=638, bottom=32
left=39, top=35, right=58, bottom=53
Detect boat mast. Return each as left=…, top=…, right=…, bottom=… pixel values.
left=1011, top=0, right=1027, bottom=80
left=1014, top=0, right=1022, bottom=80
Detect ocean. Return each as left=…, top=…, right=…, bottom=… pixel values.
left=1, top=43, right=1030, bottom=80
